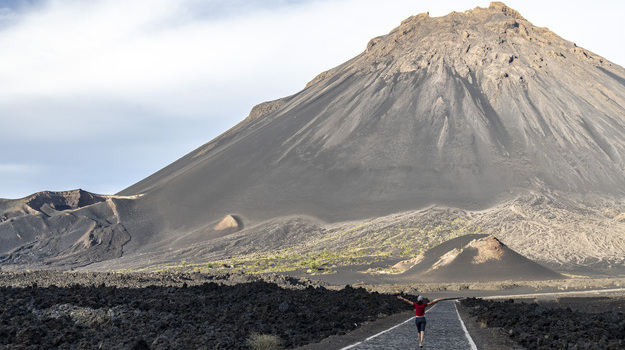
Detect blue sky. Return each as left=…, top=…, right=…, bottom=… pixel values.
left=1, top=0, right=624, bottom=199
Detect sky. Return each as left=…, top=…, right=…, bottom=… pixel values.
left=1, top=0, right=624, bottom=199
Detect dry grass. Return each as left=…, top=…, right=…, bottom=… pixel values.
left=479, top=319, right=488, bottom=329
left=248, top=333, right=284, bottom=350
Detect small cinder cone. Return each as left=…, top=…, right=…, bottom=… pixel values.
left=213, top=215, right=243, bottom=231
left=468, top=236, right=505, bottom=264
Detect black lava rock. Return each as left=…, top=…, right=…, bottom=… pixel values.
left=0, top=272, right=408, bottom=349
left=461, top=297, right=625, bottom=350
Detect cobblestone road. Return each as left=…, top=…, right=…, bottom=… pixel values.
left=341, top=301, right=476, bottom=350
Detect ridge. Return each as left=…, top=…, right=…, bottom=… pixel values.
left=489, top=1, right=525, bottom=20
left=302, top=2, right=614, bottom=92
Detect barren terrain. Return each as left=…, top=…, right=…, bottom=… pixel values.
left=2, top=3, right=625, bottom=275
left=0, top=271, right=406, bottom=349
left=461, top=297, right=625, bottom=349
left=1, top=271, right=624, bottom=349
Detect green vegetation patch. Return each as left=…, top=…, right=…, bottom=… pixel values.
left=142, top=218, right=481, bottom=275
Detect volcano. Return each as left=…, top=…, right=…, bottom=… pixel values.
left=393, top=235, right=564, bottom=282
left=2, top=3, right=625, bottom=273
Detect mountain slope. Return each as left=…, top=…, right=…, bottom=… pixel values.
left=117, top=2, right=625, bottom=242
left=0, top=190, right=134, bottom=268
left=2, top=2, right=625, bottom=271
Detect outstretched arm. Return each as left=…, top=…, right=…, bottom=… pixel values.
left=427, top=297, right=446, bottom=306
left=397, top=295, right=415, bottom=305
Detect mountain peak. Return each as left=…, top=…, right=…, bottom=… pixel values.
left=488, top=2, right=525, bottom=20
left=308, top=1, right=611, bottom=91
left=128, top=4, right=625, bottom=215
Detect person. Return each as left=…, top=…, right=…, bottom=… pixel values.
left=397, top=294, right=445, bottom=348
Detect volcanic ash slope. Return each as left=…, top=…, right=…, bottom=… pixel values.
left=116, top=4, right=625, bottom=265
left=2, top=3, right=625, bottom=272
left=121, top=2, right=625, bottom=221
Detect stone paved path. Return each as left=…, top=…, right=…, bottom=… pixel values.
left=341, top=301, right=476, bottom=350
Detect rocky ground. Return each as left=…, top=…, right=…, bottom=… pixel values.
left=0, top=271, right=407, bottom=349
left=2, top=271, right=625, bottom=349
left=461, top=297, right=625, bottom=349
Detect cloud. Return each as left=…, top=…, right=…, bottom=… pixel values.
left=0, top=163, right=39, bottom=174
left=0, top=0, right=467, bottom=101
left=0, top=0, right=424, bottom=145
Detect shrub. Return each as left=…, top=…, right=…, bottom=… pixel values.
left=248, top=333, right=283, bottom=350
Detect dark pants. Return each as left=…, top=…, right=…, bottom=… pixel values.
left=415, top=317, right=427, bottom=332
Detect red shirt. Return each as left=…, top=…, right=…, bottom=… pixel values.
left=413, top=302, right=429, bottom=317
